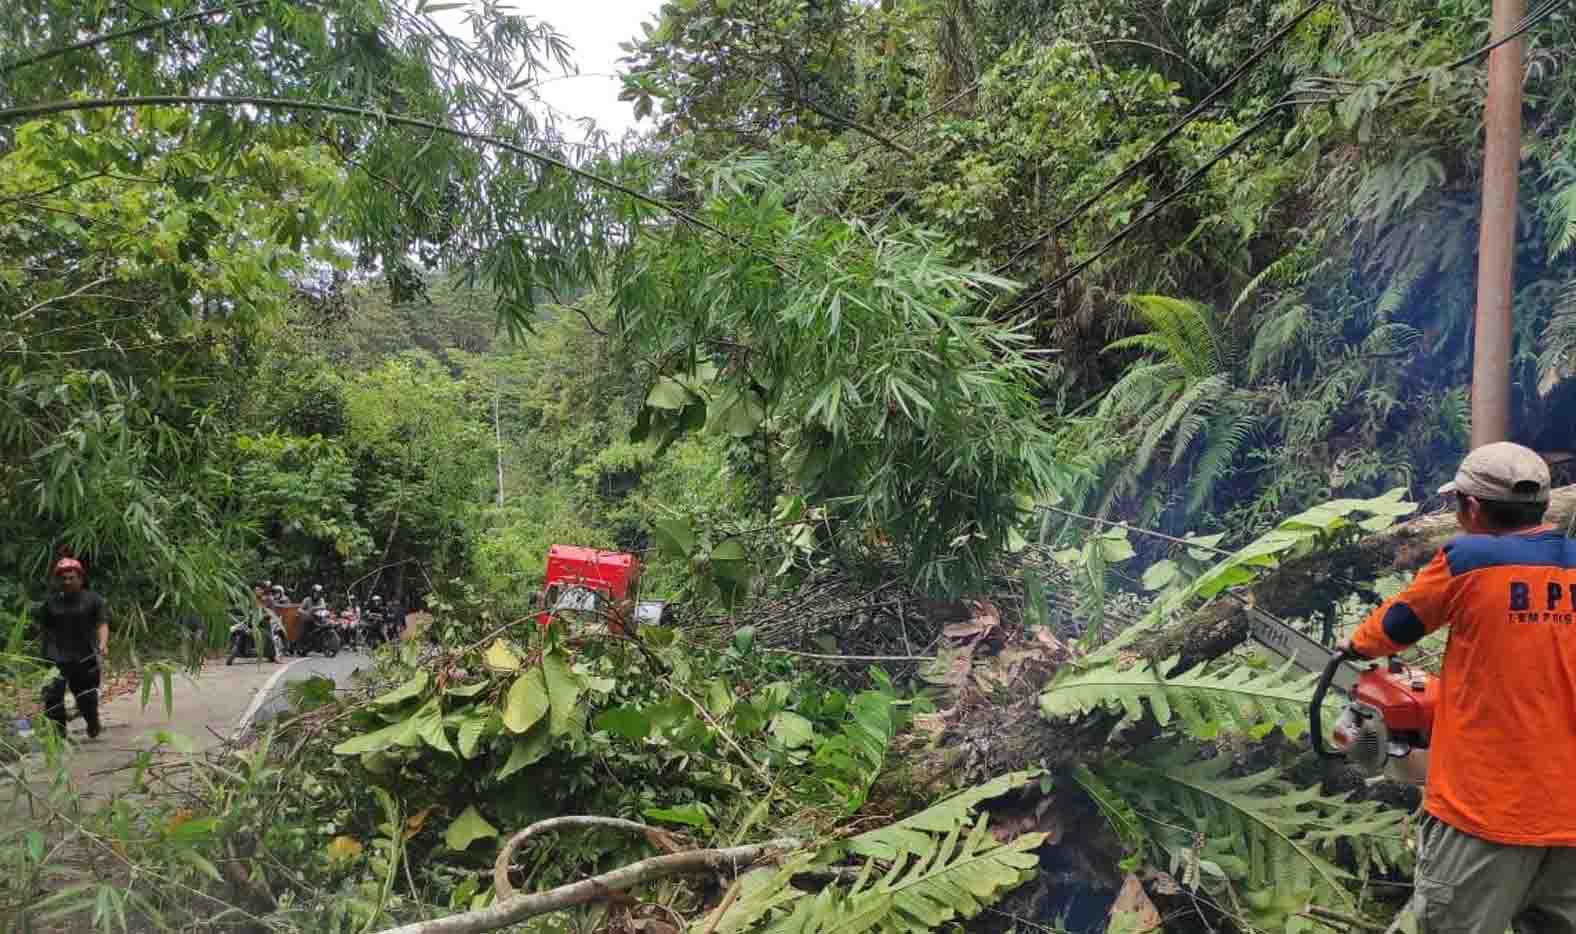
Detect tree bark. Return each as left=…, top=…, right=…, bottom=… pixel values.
left=1136, top=485, right=1576, bottom=668
left=373, top=818, right=799, bottom=934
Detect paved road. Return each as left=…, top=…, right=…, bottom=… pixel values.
left=245, top=649, right=375, bottom=729
left=4, top=649, right=375, bottom=812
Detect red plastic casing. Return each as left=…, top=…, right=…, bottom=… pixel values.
left=1352, top=664, right=1439, bottom=738
left=535, top=545, right=642, bottom=626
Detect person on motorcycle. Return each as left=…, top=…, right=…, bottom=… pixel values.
left=266, top=584, right=290, bottom=653
left=366, top=594, right=384, bottom=632
left=228, top=603, right=277, bottom=665
left=301, top=583, right=325, bottom=614
left=386, top=596, right=406, bottom=640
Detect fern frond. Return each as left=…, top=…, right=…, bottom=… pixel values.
left=1184, top=407, right=1261, bottom=515
left=702, top=772, right=1046, bottom=934
left=763, top=816, right=1042, bottom=933
left=1168, top=407, right=1211, bottom=468
left=1361, top=322, right=1423, bottom=355
left=1104, top=333, right=1174, bottom=357
left=1373, top=258, right=1426, bottom=320
left=701, top=854, right=821, bottom=934
left=1092, top=359, right=1181, bottom=421
left=1537, top=280, right=1576, bottom=396
left=1247, top=300, right=1311, bottom=381
left=1130, top=373, right=1225, bottom=486
left=1038, top=656, right=1320, bottom=741
left=1099, top=748, right=1409, bottom=929
left=1122, top=293, right=1225, bottom=382
left=1353, top=150, right=1446, bottom=235
left=848, top=770, right=1038, bottom=860
left=1548, top=175, right=1576, bottom=259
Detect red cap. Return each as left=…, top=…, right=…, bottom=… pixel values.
left=53, top=557, right=84, bottom=576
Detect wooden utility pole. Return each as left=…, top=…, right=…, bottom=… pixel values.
left=1470, top=0, right=1525, bottom=448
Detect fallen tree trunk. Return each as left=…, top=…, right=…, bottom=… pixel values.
left=1137, top=484, right=1576, bottom=668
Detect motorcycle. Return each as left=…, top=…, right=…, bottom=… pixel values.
left=226, top=611, right=277, bottom=665
left=384, top=605, right=405, bottom=643
left=292, top=606, right=342, bottom=658
left=358, top=609, right=387, bottom=649
left=333, top=609, right=358, bottom=649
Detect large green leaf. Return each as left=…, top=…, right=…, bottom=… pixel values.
left=542, top=652, right=582, bottom=736
left=643, top=803, right=711, bottom=830
left=455, top=715, right=489, bottom=759
left=373, top=670, right=428, bottom=706
left=444, top=806, right=499, bottom=851
left=652, top=517, right=697, bottom=559
left=1141, top=559, right=1179, bottom=591
left=503, top=668, right=550, bottom=734
left=712, top=537, right=751, bottom=584
left=713, top=387, right=767, bottom=437
left=769, top=711, right=815, bottom=749
left=497, top=727, right=553, bottom=780
left=484, top=639, right=522, bottom=672
left=594, top=706, right=651, bottom=741
left=333, top=700, right=440, bottom=756
left=419, top=715, right=455, bottom=755
left=646, top=377, right=693, bottom=410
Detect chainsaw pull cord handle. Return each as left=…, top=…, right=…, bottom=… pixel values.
left=1310, top=649, right=1354, bottom=759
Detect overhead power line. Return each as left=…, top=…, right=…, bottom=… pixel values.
left=993, top=0, right=1328, bottom=275
left=997, top=0, right=1568, bottom=322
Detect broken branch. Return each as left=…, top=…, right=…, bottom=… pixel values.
left=373, top=819, right=798, bottom=934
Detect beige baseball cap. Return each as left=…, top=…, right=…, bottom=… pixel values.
left=1438, top=442, right=1551, bottom=503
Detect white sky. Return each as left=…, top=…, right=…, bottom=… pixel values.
left=437, top=2, right=666, bottom=140
left=530, top=1, right=665, bottom=137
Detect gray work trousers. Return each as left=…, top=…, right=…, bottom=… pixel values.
left=1392, top=813, right=1576, bottom=934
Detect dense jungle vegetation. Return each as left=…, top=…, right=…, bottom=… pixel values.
left=3, top=0, right=1576, bottom=931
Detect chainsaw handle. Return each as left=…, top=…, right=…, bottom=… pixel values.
left=1310, top=650, right=1352, bottom=759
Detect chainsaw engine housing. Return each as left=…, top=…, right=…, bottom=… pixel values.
left=1332, top=658, right=1438, bottom=780
left=1331, top=703, right=1389, bottom=776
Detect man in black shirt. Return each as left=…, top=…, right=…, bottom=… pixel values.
left=37, top=557, right=108, bottom=738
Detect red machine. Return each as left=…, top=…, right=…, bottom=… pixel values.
left=1248, top=608, right=1438, bottom=783
left=535, top=545, right=665, bottom=629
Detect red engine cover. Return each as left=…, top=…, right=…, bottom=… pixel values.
left=1352, top=663, right=1439, bottom=737
left=535, top=545, right=644, bottom=627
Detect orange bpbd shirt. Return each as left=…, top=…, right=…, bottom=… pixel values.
left=1351, top=526, right=1576, bottom=845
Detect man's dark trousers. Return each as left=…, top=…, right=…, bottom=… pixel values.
left=42, top=657, right=101, bottom=733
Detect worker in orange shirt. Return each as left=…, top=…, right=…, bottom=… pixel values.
left=1341, top=442, right=1576, bottom=933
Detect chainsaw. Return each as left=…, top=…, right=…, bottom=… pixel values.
left=1246, top=608, right=1438, bottom=784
